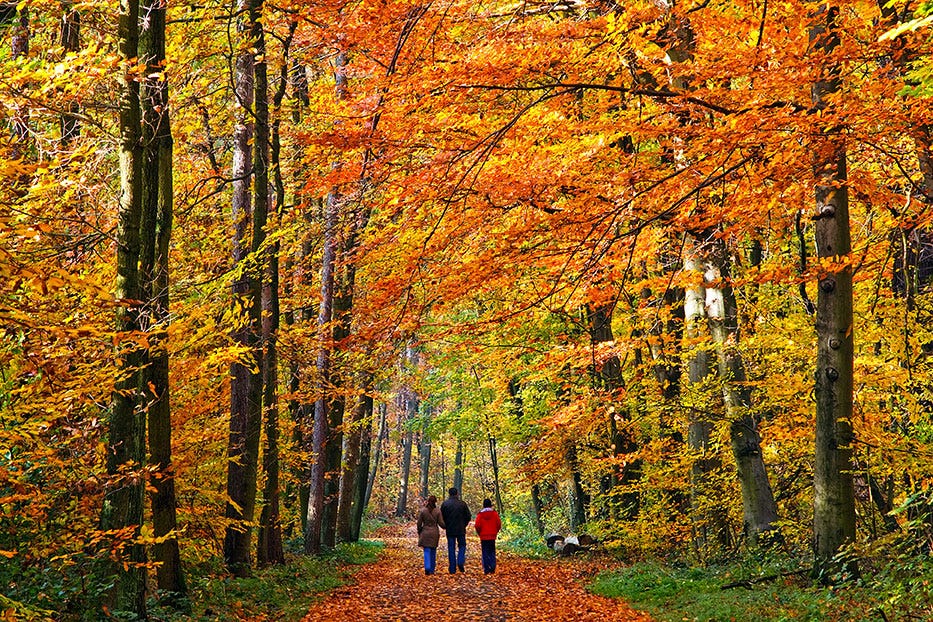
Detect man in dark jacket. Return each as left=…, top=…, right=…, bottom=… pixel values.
left=440, top=487, right=471, bottom=573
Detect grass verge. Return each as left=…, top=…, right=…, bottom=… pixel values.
left=152, top=540, right=383, bottom=621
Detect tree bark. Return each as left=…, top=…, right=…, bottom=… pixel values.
left=419, top=419, right=432, bottom=500
left=701, top=235, right=780, bottom=543
left=683, top=235, right=727, bottom=554
left=364, top=401, right=388, bottom=512
left=139, top=0, right=187, bottom=603
left=396, top=388, right=417, bottom=517
left=224, top=0, right=262, bottom=575
left=257, top=22, right=294, bottom=567
left=810, top=0, right=856, bottom=578
left=100, top=0, right=146, bottom=612
left=59, top=4, right=80, bottom=144
left=453, top=439, right=464, bottom=493
left=349, top=379, right=375, bottom=541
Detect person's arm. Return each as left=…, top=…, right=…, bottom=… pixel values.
left=437, top=509, right=446, bottom=529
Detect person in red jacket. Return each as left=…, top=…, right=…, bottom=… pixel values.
left=474, top=498, right=502, bottom=574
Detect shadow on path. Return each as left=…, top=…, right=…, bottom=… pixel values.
left=302, top=523, right=652, bottom=621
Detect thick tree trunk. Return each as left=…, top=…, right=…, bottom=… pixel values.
left=139, top=0, right=187, bottom=604
left=810, top=1, right=856, bottom=578
left=224, top=0, right=262, bottom=575
left=101, top=0, right=146, bottom=612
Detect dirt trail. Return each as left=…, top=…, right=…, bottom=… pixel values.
left=302, top=523, right=652, bottom=621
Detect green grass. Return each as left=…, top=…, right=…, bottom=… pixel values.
left=151, top=540, right=383, bottom=622
left=588, top=561, right=854, bottom=622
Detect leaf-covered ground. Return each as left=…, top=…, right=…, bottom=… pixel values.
left=302, top=524, right=653, bottom=621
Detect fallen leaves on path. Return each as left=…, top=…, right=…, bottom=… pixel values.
left=302, top=523, right=653, bottom=622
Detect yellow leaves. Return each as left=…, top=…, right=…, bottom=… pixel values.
left=879, top=14, right=933, bottom=41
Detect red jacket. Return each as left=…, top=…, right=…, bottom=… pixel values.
left=474, top=507, right=501, bottom=541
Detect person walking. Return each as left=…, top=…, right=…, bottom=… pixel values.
left=474, top=498, right=502, bottom=574
left=416, top=495, right=445, bottom=575
left=440, top=487, right=471, bottom=574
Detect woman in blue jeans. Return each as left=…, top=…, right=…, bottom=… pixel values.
left=416, top=495, right=445, bottom=574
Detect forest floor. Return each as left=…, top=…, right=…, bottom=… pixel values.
left=300, top=523, right=653, bottom=622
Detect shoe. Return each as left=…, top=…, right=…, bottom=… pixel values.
left=458, top=564, right=464, bottom=573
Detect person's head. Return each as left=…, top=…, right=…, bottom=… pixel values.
left=483, top=498, right=492, bottom=508
left=426, top=495, right=437, bottom=509
left=448, top=487, right=459, bottom=497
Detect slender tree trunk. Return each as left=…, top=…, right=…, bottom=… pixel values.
left=139, top=0, right=187, bottom=604
left=349, top=379, right=375, bottom=541
left=224, top=0, right=262, bottom=575
left=10, top=6, right=29, bottom=163
left=256, top=21, right=294, bottom=569
left=364, top=401, right=387, bottom=511
left=587, top=302, right=640, bottom=518
left=100, top=0, right=146, bottom=612
left=810, top=0, right=856, bottom=577
left=396, top=389, right=416, bottom=517
left=419, top=421, right=432, bottom=500
left=59, top=4, right=80, bottom=144
left=568, top=444, right=588, bottom=530
left=530, top=483, right=545, bottom=536
left=305, top=189, right=337, bottom=555
left=702, top=235, right=780, bottom=543
left=305, top=46, right=347, bottom=555
left=453, top=439, right=464, bottom=493
left=683, top=236, right=727, bottom=555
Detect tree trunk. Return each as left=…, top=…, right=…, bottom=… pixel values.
left=568, top=444, right=588, bottom=530
left=139, top=0, right=187, bottom=604
left=305, top=189, right=338, bottom=555
left=257, top=23, right=293, bottom=567
left=587, top=302, right=640, bottom=518
left=59, top=4, right=80, bottom=144
left=100, top=0, right=146, bottom=612
left=364, top=401, right=388, bottom=511
left=419, top=420, right=431, bottom=500
left=224, top=0, right=262, bottom=575
left=396, top=389, right=417, bottom=517
left=453, top=439, right=464, bottom=493
left=10, top=5, right=28, bottom=163
left=810, top=0, right=856, bottom=578
left=702, top=235, right=780, bottom=543
left=683, top=235, right=728, bottom=555
left=350, top=380, right=375, bottom=541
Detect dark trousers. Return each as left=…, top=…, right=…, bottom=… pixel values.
left=480, top=539, right=497, bottom=574
left=446, top=533, right=466, bottom=572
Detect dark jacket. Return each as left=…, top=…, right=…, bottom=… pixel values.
left=440, top=496, right=471, bottom=536
left=417, top=506, right=445, bottom=548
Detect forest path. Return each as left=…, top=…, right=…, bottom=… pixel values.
left=301, top=523, right=653, bottom=621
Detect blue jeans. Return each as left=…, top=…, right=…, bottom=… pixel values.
left=480, top=539, right=497, bottom=573
left=423, top=547, right=437, bottom=574
left=446, top=533, right=466, bottom=573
